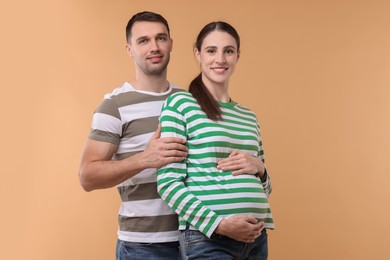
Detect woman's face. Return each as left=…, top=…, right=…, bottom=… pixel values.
left=196, top=30, right=239, bottom=88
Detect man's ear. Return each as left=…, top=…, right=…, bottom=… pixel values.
left=125, top=43, right=133, bottom=57
left=169, top=38, right=173, bottom=52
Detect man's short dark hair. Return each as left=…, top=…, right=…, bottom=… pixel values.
left=126, top=11, right=170, bottom=43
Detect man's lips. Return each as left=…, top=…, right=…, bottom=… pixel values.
left=147, top=55, right=163, bottom=63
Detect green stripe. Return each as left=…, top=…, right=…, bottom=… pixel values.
left=187, top=178, right=261, bottom=186
left=202, top=197, right=269, bottom=205
left=187, top=162, right=219, bottom=169
left=191, top=187, right=263, bottom=195
left=215, top=207, right=272, bottom=215
left=195, top=131, right=258, bottom=141
left=186, top=171, right=232, bottom=178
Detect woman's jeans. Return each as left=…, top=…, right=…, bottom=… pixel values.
left=179, top=228, right=268, bottom=260
left=116, top=239, right=180, bottom=260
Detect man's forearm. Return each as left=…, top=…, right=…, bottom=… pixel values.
left=79, top=152, right=146, bottom=191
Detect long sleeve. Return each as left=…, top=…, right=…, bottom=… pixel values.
left=257, top=124, right=272, bottom=198
left=157, top=98, right=223, bottom=238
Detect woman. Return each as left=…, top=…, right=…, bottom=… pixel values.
left=157, top=21, right=274, bottom=259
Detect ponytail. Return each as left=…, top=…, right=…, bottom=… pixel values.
left=189, top=74, right=222, bottom=121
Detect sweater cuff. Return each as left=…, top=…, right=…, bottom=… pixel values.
left=260, top=169, right=268, bottom=182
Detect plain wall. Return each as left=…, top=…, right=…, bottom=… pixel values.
left=1, top=0, right=389, bottom=259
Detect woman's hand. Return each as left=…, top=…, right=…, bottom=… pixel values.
left=215, top=215, right=264, bottom=243
left=217, top=151, right=265, bottom=176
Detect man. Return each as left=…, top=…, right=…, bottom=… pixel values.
left=78, top=11, right=187, bottom=259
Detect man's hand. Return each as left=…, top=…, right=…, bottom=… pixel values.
left=139, top=124, right=188, bottom=168
left=215, top=215, right=264, bottom=243
left=217, top=151, right=265, bottom=176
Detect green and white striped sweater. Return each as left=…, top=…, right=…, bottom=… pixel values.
left=157, top=91, right=274, bottom=238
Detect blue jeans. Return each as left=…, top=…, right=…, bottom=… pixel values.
left=116, top=239, right=180, bottom=260
left=179, top=228, right=268, bottom=260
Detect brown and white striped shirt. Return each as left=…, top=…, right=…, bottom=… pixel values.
left=89, top=82, right=183, bottom=243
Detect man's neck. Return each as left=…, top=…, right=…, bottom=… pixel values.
left=129, top=73, right=169, bottom=93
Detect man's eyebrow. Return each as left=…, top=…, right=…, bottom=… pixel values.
left=156, top=33, right=169, bottom=37
left=135, top=33, right=169, bottom=42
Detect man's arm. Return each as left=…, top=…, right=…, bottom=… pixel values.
left=79, top=125, right=187, bottom=192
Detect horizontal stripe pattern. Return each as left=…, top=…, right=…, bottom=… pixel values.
left=88, top=82, right=183, bottom=242
left=157, top=91, right=274, bottom=238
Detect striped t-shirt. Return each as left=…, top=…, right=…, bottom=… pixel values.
left=88, top=82, right=183, bottom=243
left=157, top=91, right=274, bottom=238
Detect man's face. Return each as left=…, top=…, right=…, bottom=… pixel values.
left=126, top=21, right=172, bottom=76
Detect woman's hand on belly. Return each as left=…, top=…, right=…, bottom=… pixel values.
left=217, top=151, right=265, bottom=176
left=214, top=215, right=265, bottom=243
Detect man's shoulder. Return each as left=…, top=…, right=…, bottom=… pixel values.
left=103, top=82, right=133, bottom=99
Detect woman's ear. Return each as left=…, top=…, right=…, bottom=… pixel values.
left=195, top=48, right=201, bottom=63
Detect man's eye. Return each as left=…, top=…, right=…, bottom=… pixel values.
left=138, top=39, right=148, bottom=44
left=157, top=36, right=167, bottom=41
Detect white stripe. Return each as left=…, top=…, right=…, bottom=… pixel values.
left=186, top=166, right=218, bottom=173
left=118, top=230, right=179, bottom=243
left=189, top=135, right=259, bottom=146
left=92, top=113, right=122, bottom=134
left=189, top=147, right=255, bottom=157
left=104, top=82, right=133, bottom=98
left=159, top=162, right=186, bottom=171
left=187, top=181, right=263, bottom=191
left=119, top=100, right=165, bottom=123
left=222, top=212, right=273, bottom=220
left=196, top=192, right=267, bottom=200
left=208, top=202, right=270, bottom=211
left=188, top=157, right=218, bottom=165
left=116, top=132, right=152, bottom=153
left=119, top=198, right=175, bottom=217
left=188, top=125, right=258, bottom=138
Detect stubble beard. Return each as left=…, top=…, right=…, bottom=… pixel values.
left=142, top=56, right=170, bottom=76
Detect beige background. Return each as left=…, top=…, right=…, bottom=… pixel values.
left=1, top=0, right=389, bottom=259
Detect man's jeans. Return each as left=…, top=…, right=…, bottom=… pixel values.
left=116, top=239, right=180, bottom=260
left=179, top=228, right=268, bottom=260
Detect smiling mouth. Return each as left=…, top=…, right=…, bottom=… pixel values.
left=212, top=67, right=228, bottom=72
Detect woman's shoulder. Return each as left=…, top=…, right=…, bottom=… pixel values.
left=165, top=90, right=197, bottom=106
left=168, top=90, right=192, bottom=98
left=232, top=101, right=259, bottom=119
